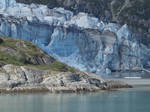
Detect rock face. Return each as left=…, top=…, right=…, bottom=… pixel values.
left=0, top=64, right=107, bottom=93
left=0, top=0, right=149, bottom=76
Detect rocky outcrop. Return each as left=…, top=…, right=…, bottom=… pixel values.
left=0, top=64, right=131, bottom=93
left=0, top=0, right=149, bottom=77
left=0, top=64, right=108, bottom=93
left=0, top=36, right=56, bottom=66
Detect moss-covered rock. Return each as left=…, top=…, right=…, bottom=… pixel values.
left=0, top=36, right=75, bottom=72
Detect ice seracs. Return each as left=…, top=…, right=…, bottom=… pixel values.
left=0, top=0, right=73, bottom=26
left=64, top=13, right=100, bottom=29
left=0, top=0, right=120, bottom=30
left=104, top=23, right=120, bottom=33
left=0, top=0, right=17, bottom=10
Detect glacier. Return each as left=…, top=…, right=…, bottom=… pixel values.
left=0, top=0, right=149, bottom=77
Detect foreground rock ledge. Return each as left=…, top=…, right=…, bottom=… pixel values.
left=0, top=64, right=131, bottom=93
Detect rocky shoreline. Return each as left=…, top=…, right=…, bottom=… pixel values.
left=0, top=64, right=131, bottom=94
left=0, top=83, right=132, bottom=94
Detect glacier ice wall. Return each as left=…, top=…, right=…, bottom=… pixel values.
left=0, top=0, right=149, bottom=76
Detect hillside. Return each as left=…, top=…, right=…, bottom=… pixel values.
left=0, top=36, right=75, bottom=72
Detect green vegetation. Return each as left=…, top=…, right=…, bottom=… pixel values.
left=0, top=36, right=76, bottom=72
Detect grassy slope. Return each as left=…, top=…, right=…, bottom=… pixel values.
left=0, top=36, right=76, bottom=72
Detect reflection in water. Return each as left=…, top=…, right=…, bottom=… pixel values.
left=0, top=87, right=150, bottom=112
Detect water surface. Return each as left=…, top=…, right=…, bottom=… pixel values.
left=0, top=86, right=150, bottom=112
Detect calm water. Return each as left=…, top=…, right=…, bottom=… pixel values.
left=0, top=86, right=150, bottom=112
